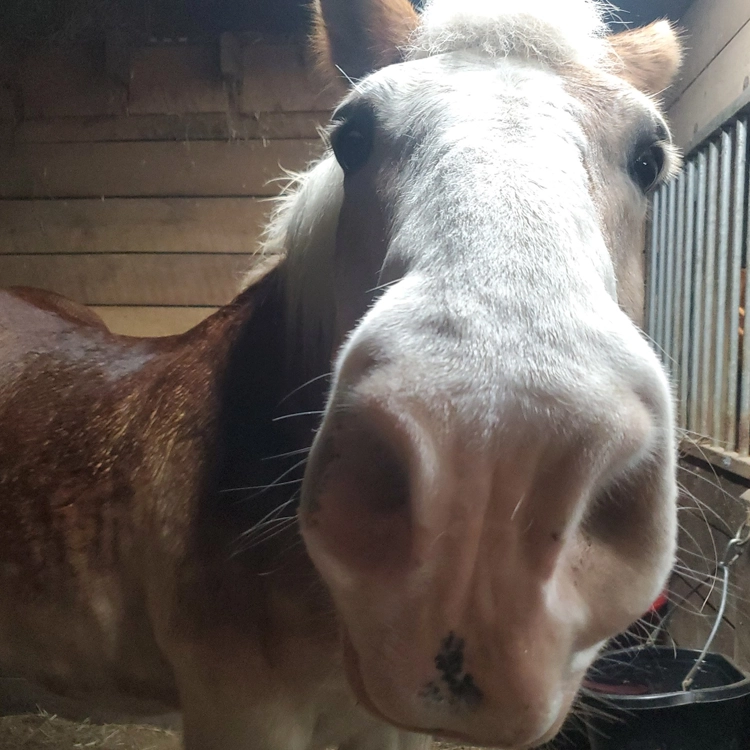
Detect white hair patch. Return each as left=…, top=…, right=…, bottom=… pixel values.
left=408, top=0, right=608, bottom=67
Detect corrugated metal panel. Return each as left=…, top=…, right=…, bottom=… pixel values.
left=647, top=117, right=750, bottom=455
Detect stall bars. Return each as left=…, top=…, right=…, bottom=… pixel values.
left=646, top=115, right=750, bottom=460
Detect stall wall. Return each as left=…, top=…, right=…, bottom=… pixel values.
left=667, top=0, right=750, bottom=150
left=0, top=41, right=334, bottom=335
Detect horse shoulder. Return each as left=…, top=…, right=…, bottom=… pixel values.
left=0, top=266, right=333, bottom=730
left=0, top=288, right=224, bottom=715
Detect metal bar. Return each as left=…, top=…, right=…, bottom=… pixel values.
left=680, top=161, right=696, bottom=430
left=673, top=171, right=686, bottom=422
left=664, top=178, right=677, bottom=379
left=689, top=151, right=708, bottom=435
left=647, top=190, right=661, bottom=339
left=727, top=119, right=747, bottom=451
left=700, top=141, right=720, bottom=441
left=657, top=184, right=669, bottom=365
left=712, top=130, right=733, bottom=444
left=740, top=118, right=750, bottom=455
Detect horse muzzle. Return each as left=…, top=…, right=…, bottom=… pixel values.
left=298, top=323, right=677, bottom=747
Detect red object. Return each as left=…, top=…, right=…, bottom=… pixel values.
left=649, top=590, right=669, bottom=614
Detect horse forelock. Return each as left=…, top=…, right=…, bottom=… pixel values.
left=249, top=156, right=343, bottom=371
left=408, top=0, right=609, bottom=68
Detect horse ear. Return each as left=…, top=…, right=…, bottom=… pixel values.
left=313, top=0, right=420, bottom=83
left=608, top=21, right=683, bottom=98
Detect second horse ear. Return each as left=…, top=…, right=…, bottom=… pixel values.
left=608, top=21, right=683, bottom=98
left=313, top=0, right=420, bottom=84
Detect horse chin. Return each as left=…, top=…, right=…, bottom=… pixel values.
left=340, top=625, right=579, bottom=750
left=341, top=627, right=415, bottom=732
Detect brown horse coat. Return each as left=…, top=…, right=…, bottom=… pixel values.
left=0, top=265, right=372, bottom=749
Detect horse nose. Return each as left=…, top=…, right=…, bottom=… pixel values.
left=299, top=330, right=675, bottom=745
left=301, top=332, right=663, bottom=580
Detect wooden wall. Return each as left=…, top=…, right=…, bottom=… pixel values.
left=666, top=0, right=750, bottom=151
left=0, top=39, right=335, bottom=335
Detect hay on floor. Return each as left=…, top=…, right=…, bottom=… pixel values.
left=0, top=715, right=491, bottom=750
left=0, top=713, right=180, bottom=750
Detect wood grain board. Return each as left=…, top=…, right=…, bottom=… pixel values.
left=239, top=43, right=339, bottom=114
left=668, top=0, right=750, bottom=107
left=0, top=87, right=15, bottom=122
left=13, top=42, right=337, bottom=121
left=0, top=198, right=272, bottom=254
left=668, top=20, right=750, bottom=150
left=0, top=39, right=330, bottom=333
left=13, top=112, right=328, bottom=144
left=0, top=253, right=272, bottom=306
left=128, top=46, right=228, bottom=115
left=0, top=140, right=320, bottom=199
left=91, top=306, right=216, bottom=337
left=19, top=47, right=126, bottom=119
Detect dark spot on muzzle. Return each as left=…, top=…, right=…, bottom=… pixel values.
left=420, top=632, right=483, bottom=710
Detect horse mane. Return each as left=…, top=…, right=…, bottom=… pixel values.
left=251, top=156, right=343, bottom=374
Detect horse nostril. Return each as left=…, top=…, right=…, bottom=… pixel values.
left=300, top=406, right=413, bottom=572
left=585, top=463, right=661, bottom=552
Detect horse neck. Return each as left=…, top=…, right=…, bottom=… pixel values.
left=195, top=261, right=329, bottom=542
left=159, top=265, right=335, bottom=637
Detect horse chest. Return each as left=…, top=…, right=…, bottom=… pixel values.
left=0, top=560, right=179, bottom=714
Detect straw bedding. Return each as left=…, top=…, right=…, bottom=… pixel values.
left=0, top=713, right=180, bottom=750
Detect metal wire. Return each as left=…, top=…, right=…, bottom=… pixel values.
left=681, top=512, right=750, bottom=690
left=681, top=564, right=730, bottom=690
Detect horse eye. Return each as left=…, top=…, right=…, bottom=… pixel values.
left=630, top=143, right=665, bottom=194
left=332, top=112, right=374, bottom=175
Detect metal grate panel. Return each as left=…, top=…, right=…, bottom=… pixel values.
left=646, top=117, right=750, bottom=455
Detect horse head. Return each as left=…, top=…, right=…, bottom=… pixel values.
left=267, top=1, right=683, bottom=745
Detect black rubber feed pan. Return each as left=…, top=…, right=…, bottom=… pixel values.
left=580, top=647, right=750, bottom=750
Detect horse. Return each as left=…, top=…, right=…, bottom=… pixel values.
left=0, top=0, right=683, bottom=748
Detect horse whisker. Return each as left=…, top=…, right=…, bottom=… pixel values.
left=272, top=410, right=326, bottom=422
left=276, top=372, right=332, bottom=407
left=262, top=447, right=311, bottom=462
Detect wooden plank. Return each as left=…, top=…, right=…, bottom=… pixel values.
left=666, top=0, right=750, bottom=108
left=15, top=112, right=328, bottom=143
left=19, top=46, right=126, bottom=119
left=239, top=43, right=339, bottom=114
left=668, top=21, right=750, bottom=150
left=129, top=46, right=229, bottom=115
left=679, top=84, right=750, bottom=157
left=0, top=85, right=15, bottom=122
left=91, top=306, right=216, bottom=336
left=105, top=33, right=132, bottom=87
left=0, top=140, right=320, bottom=198
left=0, top=253, right=275, bottom=306
left=680, top=440, right=750, bottom=482
left=220, top=33, right=243, bottom=82
left=0, top=198, right=272, bottom=254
